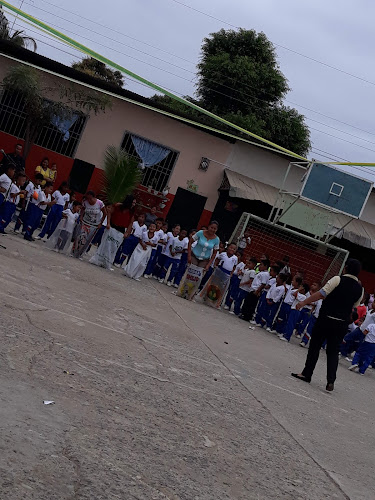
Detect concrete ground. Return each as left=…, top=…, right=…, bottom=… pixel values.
left=0, top=233, right=374, bottom=500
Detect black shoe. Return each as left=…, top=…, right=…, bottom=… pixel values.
left=291, top=373, right=311, bottom=383
left=326, top=383, right=334, bottom=392
left=24, top=235, right=34, bottom=241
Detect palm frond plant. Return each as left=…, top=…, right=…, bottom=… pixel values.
left=101, top=145, right=142, bottom=204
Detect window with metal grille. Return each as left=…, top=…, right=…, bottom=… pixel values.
left=121, top=132, right=178, bottom=192
left=0, top=90, right=86, bottom=158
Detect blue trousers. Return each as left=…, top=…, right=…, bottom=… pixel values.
left=255, top=291, right=268, bottom=325
left=114, top=234, right=139, bottom=265
left=25, top=205, right=44, bottom=238
left=275, top=303, right=291, bottom=334
left=147, top=245, right=163, bottom=276
left=301, top=316, right=317, bottom=345
left=91, top=226, right=105, bottom=245
left=15, top=205, right=28, bottom=231
left=265, top=301, right=279, bottom=329
left=39, top=204, right=63, bottom=238
left=0, top=201, right=16, bottom=232
left=283, top=309, right=301, bottom=341
left=297, top=308, right=311, bottom=335
left=352, top=341, right=375, bottom=374
left=225, top=275, right=241, bottom=308
left=159, top=256, right=179, bottom=281
left=174, top=253, right=188, bottom=286
left=340, top=327, right=364, bottom=357
left=234, top=289, right=249, bottom=316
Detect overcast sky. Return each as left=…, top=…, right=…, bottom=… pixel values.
left=6, top=0, right=375, bottom=181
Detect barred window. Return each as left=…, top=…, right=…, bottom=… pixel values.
left=121, top=132, right=178, bottom=193
left=0, top=90, right=86, bottom=157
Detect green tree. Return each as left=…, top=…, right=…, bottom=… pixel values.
left=1, top=65, right=111, bottom=158
left=0, top=8, right=37, bottom=51
left=72, top=57, right=124, bottom=88
left=152, top=28, right=310, bottom=156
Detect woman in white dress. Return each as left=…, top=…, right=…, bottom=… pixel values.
left=123, top=222, right=158, bottom=281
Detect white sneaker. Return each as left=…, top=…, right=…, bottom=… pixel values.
left=167, top=282, right=172, bottom=287
left=279, top=336, right=288, bottom=342
left=144, top=274, right=150, bottom=279
left=249, top=320, right=257, bottom=325
left=223, top=305, right=230, bottom=310
left=345, top=357, right=352, bottom=362
left=13, top=229, right=20, bottom=234
left=228, top=311, right=235, bottom=315
left=114, top=263, right=121, bottom=268
left=295, top=334, right=302, bottom=339
left=35, top=236, right=42, bottom=240
left=133, top=277, right=141, bottom=281
left=153, top=275, right=159, bottom=280
left=348, top=364, right=359, bottom=371
left=158, top=278, right=164, bottom=283
left=266, top=327, right=272, bottom=332
left=256, top=323, right=263, bottom=327
left=300, top=342, right=307, bottom=347
left=173, top=283, right=178, bottom=288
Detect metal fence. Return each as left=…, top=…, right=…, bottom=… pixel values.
left=230, top=213, right=349, bottom=284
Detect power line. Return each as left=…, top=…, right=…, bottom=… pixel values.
left=168, top=0, right=375, bottom=88
left=21, top=0, right=375, bottom=141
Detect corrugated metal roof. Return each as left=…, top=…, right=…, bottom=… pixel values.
left=224, top=169, right=278, bottom=206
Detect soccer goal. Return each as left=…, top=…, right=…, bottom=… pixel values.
left=230, top=213, right=349, bottom=284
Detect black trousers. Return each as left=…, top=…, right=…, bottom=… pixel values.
left=241, top=291, right=259, bottom=321
left=302, top=316, right=348, bottom=384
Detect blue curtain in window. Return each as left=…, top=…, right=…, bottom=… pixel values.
left=131, top=134, right=171, bottom=168
left=51, top=114, right=78, bottom=142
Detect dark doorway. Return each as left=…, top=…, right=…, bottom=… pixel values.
left=166, top=188, right=207, bottom=230
left=68, top=158, right=95, bottom=194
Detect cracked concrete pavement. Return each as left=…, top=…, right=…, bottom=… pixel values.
left=0, top=233, right=374, bottom=499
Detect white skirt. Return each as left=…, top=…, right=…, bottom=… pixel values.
left=123, top=243, right=152, bottom=279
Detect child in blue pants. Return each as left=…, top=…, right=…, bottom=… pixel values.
left=24, top=182, right=54, bottom=240
left=0, top=171, right=26, bottom=233
left=144, top=219, right=166, bottom=277
left=114, top=214, right=147, bottom=266
left=14, top=173, right=44, bottom=233
left=349, top=324, right=375, bottom=374
left=296, top=282, right=319, bottom=338
left=224, top=255, right=244, bottom=310
left=300, top=299, right=322, bottom=347
left=37, top=182, right=70, bottom=239
left=263, top=273, right=288, bottom=330
left=280, top=283, right=309, bottom=342
left=254, top=265, right=280, bottom=325
left=233, top=258, right=257, bottom=316
left=275, top=275, right=303, bottom=334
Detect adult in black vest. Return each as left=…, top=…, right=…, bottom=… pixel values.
left=292, top=259, right=363, bottom=392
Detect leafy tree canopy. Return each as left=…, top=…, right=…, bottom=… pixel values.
left=0, top=7, right=37, bottom=51
left=152, top=28, right=310, bottom=156
left=72, top=57, right=125, bottom=88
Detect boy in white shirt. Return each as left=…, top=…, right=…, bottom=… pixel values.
left=340, top=303, right=375, bottom=358
left=24, top=181, right=55, bottom=241
left=264, top=273, right=288, bottom=331
left=173, top=228, right=195, bottom=288
left=144, top=218, right=165, bottom=278
left=232, top=257, right=257, bottom=316
left=14, top=173, right=44, bottom=234
left=275, top=275, right=303, bottom=335
left=0, top=164, right=15, bottom=206
left=349, top=323, right=375, bottom=374
left=280, top=283, right=309, bottom=341
left=157, top=224, right=182, bottom=284
left=300, top=298, right=323, bottom=347
left=166, top=229, right=189, bottom=286
left=295, top=282, right=319, bottom=338
left=0, top=171, right=26, bottom=234
left=224, top=253, right=245, bottom=311
left=254, top=265, right=280, bottom=326
left=114, top=213, right=147, bottom=266
left=237, top=228, right=251, bottom=255
left=216, top=243, right=238, bottom=275
left=241, top=259, right=270, bottom=321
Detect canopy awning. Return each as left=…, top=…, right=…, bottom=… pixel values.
left=222, top=169, right=278, bottom=206
left=221, top=169, right=375, bottom=250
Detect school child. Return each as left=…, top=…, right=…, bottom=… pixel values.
left=355, top=297, right=368, bottom=323
left=114, top=213, right=147, bottom=266
left=0, top=164, right=15, bottom=207
left=240, top=259, right=270, bottom=321
left=24, top=182, right=55, bottom=241
left=166, top=229, right=189, bottom=286
left=295, top=282, right=316, bottom=338
left=253, top=265, right=280, bottom=326
left=37, top=181, right=70, bottom=239
left=348, top=323, right=375, bottom=375
left=14, top=173, right=44, bottom=234
left=254, top=254, right=270, bottom=274
left=300, top=298, right=323, bottom=347
left=224, top=252, right=246, bottom=310
left=173, top=229, right=196, bottom=287
left=279, top=283, right=309, bottom=342
left=124, top=222, right=159, bottom=281
left=0, top=171, right=26, bottom=233
left=216, top=243, right=238, bottom=274
left=232, top=258, right=257, bottom=316
left=275, top=275, right=303, bottom=334
left=340, top=304, right=375, bottom=359
left=152, top=222, right=169, bottom=278
left=46, top=201, right=82, bottom=253
left=263, top=273, right=288, bottom=331
left=144, top=218, right=165, bottom=278
left=237, top=228, right=251, bottom=255
left=157, top=224, right=181, bottom=283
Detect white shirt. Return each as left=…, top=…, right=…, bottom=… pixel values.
left=239, top=268, right=256, bottom=292
left=171, top=236, right=189, bottom=260
left=250, top=271, right=270, bottom=292
left=303, top=292, right=313, bottom=310
left=132, top=221, right=147, bottom=238
left=53, top=190, right=70, bottom=207
left=39, top=192, right=51, bottom=211
left=0, top=173, right=13, bottom=200
left=284, top=286, right=297, bottom=306
left=9, top=184, right=20, bottom=205
left=141, top=231, right=159, bottom=246
left=237, top=236, right=251, bottom=249
left=30, top=185, right=42, bottom=205
left=25, top=181, right=35, bottom=201
left=217, top=252, right=238, bottom=272
left=154, top=229, right=164, bottom=245
left=82, top=199, right=104, bottom=226
left=162, top=232, right=175, bottom=257
left=266, top=277, right=276, bottom=289
left=61, top=209, right=79, bottom=233
left=291, top=292, right=306, bottom=310
left=234, top=262, right=245, bottom=276
left=360, top=310, right=375, bottom=332
left=266, top=284, right=286, bottom=303
left=364, top=323, right=375, bottom=344
left=313, top=299, right=322, bottom=318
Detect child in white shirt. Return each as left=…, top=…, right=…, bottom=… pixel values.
left=0, top=164, right=15, bottom=206
left=349, top=323, right=375, bottom=374
left=24, top=182, right=55, bottom=241
left=280, top=283, right=309, bottom=341
left=114, top=213, right=147, bottom=266
left=14, top=173, right=44, bottom=233
left=0, top=171, right=26, bottom=233
left=241, top=259, right=270, bottom=321
left=224, top=253, right=245, bottom=311
left=167, top=229, right=189, bottom=286
left=157, top=224, right=181, bottom=283
left=263, top=273, right=288, bottom=331
left=275, top=275, right=303, bottom=335
left=46, top=201, right=81, bottom=252
left=144, top=218, right=165, bottom=278
left=233, top=257, right=257, bottom=316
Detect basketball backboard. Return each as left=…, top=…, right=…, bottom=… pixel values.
left=300, top=163, right=373, bottom=218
